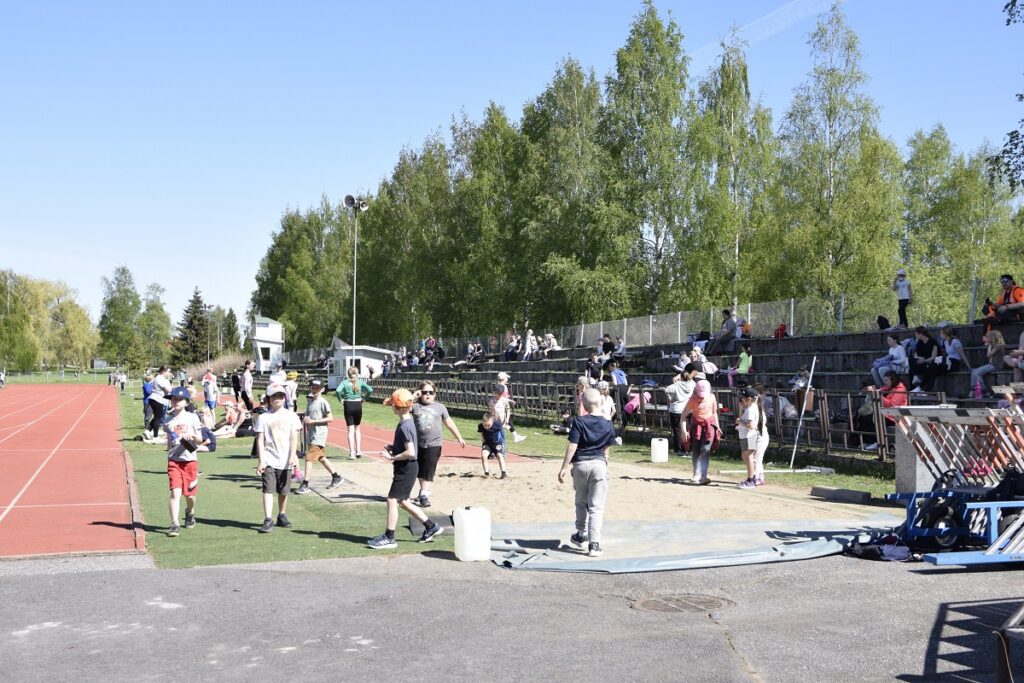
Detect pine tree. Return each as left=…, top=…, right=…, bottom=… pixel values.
left=169, top=288, right=211, bottom=367
left=223, top=308, right=243, bottom=354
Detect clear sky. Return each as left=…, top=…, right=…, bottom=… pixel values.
left=1, top=0, right=1019, bottom=326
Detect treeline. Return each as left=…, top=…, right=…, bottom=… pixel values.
left=97, top=266, right=244, bottom=371
left=0, top=270, right=97, bottom=371
left=250, top=2, right=1023, bottom=349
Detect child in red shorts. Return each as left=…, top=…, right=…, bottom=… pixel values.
left=164, top=386, right=204, bottom=537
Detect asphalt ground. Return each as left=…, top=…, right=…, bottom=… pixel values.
left=1, top=551, right=1021, bottom=681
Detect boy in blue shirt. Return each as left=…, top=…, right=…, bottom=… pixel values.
left=477, top=412, right=507, bottom=478
left=558, top=388, right=617, bottom=557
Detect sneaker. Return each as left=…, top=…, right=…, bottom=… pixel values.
left=418, top=494, right=432, bottom=508
left=614, top=436, right=623, bottom=446
left=258, top=518, right=273, bottom=533
left=910, top=386, right=923, bottom=394
left=294, top=482, right=311, bottom=495
left=348, top=453, right=357, bottom=460
left=755, top=476, right=765, bottom=486
left=738, top=478, right=756, bottom=489
left=588, top=542, right=603, bottom=557
left=699, top=478, right=712, bottom=486
left=167, top=524, right=180, bottom=537
left=513, top=433, right=527, bottom=443
left=367, top=533, right=397, bottom=550
left=183, top=513, right=196, bottom=529
left=419, top=524, right=444, bottom=543
left=570, top=531, right=587, bottom=547
left=276, top=513, right=292, bottom=528
left=499, top=472, right=508, bottom=480
left=864, top=442, right=878, bottom=451
left=326, top=474, right=344, bottom=490
left=355, top=452, right=363, bottom=459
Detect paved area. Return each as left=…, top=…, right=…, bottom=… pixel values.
left=1, top=551, right=1020, bottom=681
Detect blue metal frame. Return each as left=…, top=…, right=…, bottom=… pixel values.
left=921, top=500, right=1024, bottom=566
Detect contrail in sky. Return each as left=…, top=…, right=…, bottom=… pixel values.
left=689, top=0, right=848, bottom=69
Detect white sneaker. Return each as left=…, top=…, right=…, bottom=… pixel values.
left=513, top=433, right=527, bottom=443
left=910, top=387, right=923, bottom=393
left=614, top=436, right=623, bottom=446
left=863, top=442, right=878, bottom=451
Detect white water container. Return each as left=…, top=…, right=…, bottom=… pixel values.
left=454, top=506, right=491, bottom=561
left=650, top=437, right=669, bottom=463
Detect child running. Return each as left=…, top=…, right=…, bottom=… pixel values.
left=295, top=379, right=344, bottom=494
left=255, top=383, right=302, bottom=533
left=477, top=412, right=508, bottom=478
left=367, top=389, right=444, bottom=549
left=164, top=386, right=203, bottom=537
left=557, top=388, right=616, bottom=557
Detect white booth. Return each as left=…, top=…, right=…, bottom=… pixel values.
left=251, top=316, right=284, bottom=374
left=328, top=339, right=394, bottom=389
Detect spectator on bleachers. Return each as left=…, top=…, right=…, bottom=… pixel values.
left=662, top=365, right=697, bottom=455
left=540, top=333, right=560, bottom=357
left=706, top=310, right=737, bottom=356
left=853, top=380, right=876, bottom=449
left=596, top=334, right=615, bottom=366
left=981, top=274, right=1024, bottom=328
left=970, top=330, right=1005, bottom=398
left=613, top=335, right=626, bottom=360
left=863, top=371, right=908, bottom=451
left=503, top=334, right=520, bottom=362
left=1004, top=330, right=1024, bottom=383
left=909, top=326, right=940, bottom=392
left=892, top=268, right=912, bottom=328
left=870, top=334, right=909, bottom=388
left=916, top=327, right=970, bottom=394
left=765, top=382, right=799, bottom=419
left=773, top=323, right=788, bottom=340
left=521, top=329, right=538, bottom=361
left=585, top=352, right=602, bottom=383
left=726, top=343, right=754, bottom=388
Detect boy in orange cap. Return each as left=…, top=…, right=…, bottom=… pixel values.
left=367, top=388, right=444, bottom=549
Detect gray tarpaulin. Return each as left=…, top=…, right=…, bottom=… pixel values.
left=489, top=517, right=901, bottom=574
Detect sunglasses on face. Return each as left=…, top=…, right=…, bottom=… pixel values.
left=421, top=390, right=435, bottom=395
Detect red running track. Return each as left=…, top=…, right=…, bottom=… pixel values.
left=0, top=385, right=138, bottom=558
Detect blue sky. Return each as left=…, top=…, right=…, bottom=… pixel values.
left=1, top=0, right=1019, bottom=326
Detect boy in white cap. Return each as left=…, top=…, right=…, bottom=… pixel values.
left=892, top=268, right=912, bottom=328
left=494, top=372, right=526, bottom=443
left=164, top=386, right=204, bottom=537
left=255, top=383, right=302, bottom=533
left=367, top=388, right=444, bottom=549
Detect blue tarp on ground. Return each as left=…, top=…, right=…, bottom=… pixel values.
left=490, top=517, right=900, bottom=574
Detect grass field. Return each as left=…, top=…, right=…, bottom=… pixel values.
left=119, top=393, right=453, bottom=569
left=121, top=388, right=898, bottom=568
left=3, top=369, right=112, bottom=384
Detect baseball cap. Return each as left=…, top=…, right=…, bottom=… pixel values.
left=286, top=370, right=298, bottom=380
left=310, top=379, right=325, bottom=389
left=168, top=386, right=191, bottom=401
left=896, top=268, right=906, bottom=276
left=694, top=379, right=711, bottom=398
left=266, top=383, right=287, bottom=397
left=383, top=388, right=414, bottom=408
left=496, top=371, right=510, bottom=381
left=740, top=386, right=759, bottom=399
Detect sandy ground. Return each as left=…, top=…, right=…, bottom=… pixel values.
left=316, top=451, right=894, bottom=526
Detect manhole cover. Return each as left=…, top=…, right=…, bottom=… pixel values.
left=630, top=595, right=733, bottom=613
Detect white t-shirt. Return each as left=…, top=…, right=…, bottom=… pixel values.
left=738, top=403, right=768, bottom=440
left=166, top=410, right=204, bottom=463
left=242, top=370, right=253, bottom=394
left=151, top=374, right=173, bottom=403
left=255, top=408, right=302, bottom=469
left=895, top=278, right=912, bottom=300
left=596, top=394, right=615, bottom=421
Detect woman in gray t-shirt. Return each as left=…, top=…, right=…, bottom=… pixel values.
left=410, top=380, right=466, bottom=509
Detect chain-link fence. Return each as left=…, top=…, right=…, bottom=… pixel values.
left=367, top=283, right=985, bottom=354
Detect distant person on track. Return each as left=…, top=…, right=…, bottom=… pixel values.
left=335, top=366, right=373, bottom=459
left=283, top=370, right=299, bottom=410
left=201, top=368, right=218, bottom=412
left=255, top=383, right=302, bottom=533
left=367, top=389, right=444, bottom=550
left=163, top=386, right=203, bottom=537
left=240, top=359, right=255, bottom=411
left=558, top=387, right=616, bottom=558
left=410, top=380, right=466, bottom=508
left=231, top=371, right=241, bottom=402
left=295, top=379, right=343, bottom=495
left=142, top=373, right=154, bottom=429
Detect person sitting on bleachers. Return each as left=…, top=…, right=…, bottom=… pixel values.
left=1003, top=330, right=1024, bottom=383
left=863, top=371, right=908, bottom=451
left=980, top=274, right=1024, bottom=329
left=870, top=334, right=909, bottom=388
left=773, top=323, right=789, bottom=340
left=706, top=309, right=738, bottom=356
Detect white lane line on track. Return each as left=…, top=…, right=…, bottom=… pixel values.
left=0, top=388, right=94, bottom=446
left=0, top=448, right=122, bottom=453
left=0, top=390, right=105, bottom=526
left=0, top=389, right=87, bottom=425
left=10, top=502, right=126, bottom=509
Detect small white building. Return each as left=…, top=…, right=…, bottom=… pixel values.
left=328, top=337, right=394, bottom=389
left=251, top=316, right=285, bottom=374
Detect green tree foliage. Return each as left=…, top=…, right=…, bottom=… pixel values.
left=169, top=288, right=211, bottom=367
left=603, top=0, right=693, bottom=314
left=98, top=266, right=142, bottom=364
left=991, top=0, right=1022, bottom=189
left=223, top=307, right=243, bottom=354
left=768, top=3, right=903, bottom=320
left=138, top=283, right=172, bottom=366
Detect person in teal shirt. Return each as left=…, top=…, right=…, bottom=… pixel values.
left=335, top=366, right=373, bottom=459
left=727, top=343, right=754, bottom=388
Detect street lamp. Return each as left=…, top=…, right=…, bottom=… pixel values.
left=343, top=194, right=369, bottom=371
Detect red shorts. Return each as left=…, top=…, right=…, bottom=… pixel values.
left=168, top=460, right=199, bottom=496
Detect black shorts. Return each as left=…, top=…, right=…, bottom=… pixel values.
left=261, top=467, right=291, bottom=495
left=418, top=445, right=442, bottom=482
left=388, top=460, right=419, bottom=500
left=343, top=401, right=363, bottom=426
left=482, top=442, right=505, bottom=457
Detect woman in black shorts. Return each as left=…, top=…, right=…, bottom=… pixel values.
left=334, top=366, right=373, bottom=459
left=410, top=380, right=466, bottom=508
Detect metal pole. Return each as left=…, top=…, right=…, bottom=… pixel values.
left=677, top=311, right=681, bottom=344
left=648, top=315, right=653, bottom=345
left=352, top=211, right=358, bottom=355
left=789, top=355, right=818, bottom=469
left=838, top=294, right=846, bottom=334
left=968, top=277, right=980, bottom=323
left=790, top=298, right=795, bottom=335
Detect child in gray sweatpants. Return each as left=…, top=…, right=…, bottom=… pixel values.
left=558, top=388, right=617, bottom=557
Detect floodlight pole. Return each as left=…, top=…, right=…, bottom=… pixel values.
left=344, top=196, right=368, bottom=372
